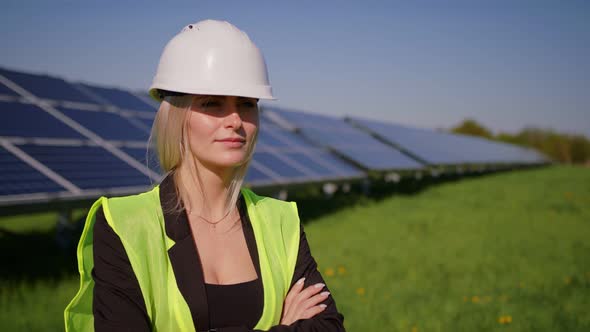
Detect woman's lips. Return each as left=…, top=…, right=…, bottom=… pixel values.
left=216, top=138, right=246, bottom=148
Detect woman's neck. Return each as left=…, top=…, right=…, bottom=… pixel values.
left=178, top=161, right=238, bottom=221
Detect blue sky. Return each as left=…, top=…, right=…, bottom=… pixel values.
left=1, top=0, right=588, bottom=137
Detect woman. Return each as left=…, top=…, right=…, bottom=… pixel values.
left=64, top=20, right=345, bottom=331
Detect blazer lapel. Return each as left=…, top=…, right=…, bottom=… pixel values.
left=160, top=175, right=210, bottom=331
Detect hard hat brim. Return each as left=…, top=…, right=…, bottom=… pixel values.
left=149, top=86, right=276, bottom=103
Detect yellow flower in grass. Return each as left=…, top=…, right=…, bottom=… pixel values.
left=498, top=315, right=512, bottom=324
left=356, top=287, right=366, bottom=296
left=471, top=296, right=480, bottom=303
left=324, top=267, right=335, bottom=277
left=337, top=266, right=346, bottom=275
left=411, top=326, right=418, bottom=332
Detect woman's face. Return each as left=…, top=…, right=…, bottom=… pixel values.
left=186, top=95, right=259, bottom=171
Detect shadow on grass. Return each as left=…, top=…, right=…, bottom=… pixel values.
left=292, top=169, right=497, bottom=224
left=0, top=225, right=80, bottom=283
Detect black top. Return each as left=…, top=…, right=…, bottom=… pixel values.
left=205, top=279, right=262, bottom=329
left=92, top=175, right=345, bottom=331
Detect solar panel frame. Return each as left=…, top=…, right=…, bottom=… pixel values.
left=0, top=81, right=19, bottom=97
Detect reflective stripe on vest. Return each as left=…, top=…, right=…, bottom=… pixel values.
left=64, top=186, right=300, bottom=331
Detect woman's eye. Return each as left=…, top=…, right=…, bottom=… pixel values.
left=241, top=101, right=256, bottom=108
left=201, top=100, right=221, bottom=108
left=239, top=100, right=258, bottom=110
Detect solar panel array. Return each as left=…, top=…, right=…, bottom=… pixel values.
left=347, top=116, right=547, bottom=166
left=0, top=66, right=548, bottom=206
left=0, top=67, right=158, bottom=203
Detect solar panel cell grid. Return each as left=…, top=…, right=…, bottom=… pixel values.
left=269, top=109, right=425, bottom=171
left=0, top=146, right=65, bottom=195
left=257, top=114, right=365, bottom=180
left=253, top=152, right=307, bottom=178
left=267, top=129, right=310, bottom=148
left=337, top=146, right=422, bottom=170
left=301, top=127, right=381, bottom=147
left=281, top=152, right=335, bottom=177
left=79, top=84, right=157, bottom=112
left=257, top=130, right=288, bottom=147
left=120, top=147, right=161, bottom=174
left=135, top=117, right=155, bottom=129
left=245, top=166, right=271, bottom=183
left=57, top=107, right=150, bottom=141
left=18, top=144, right=151, bottom=190
left=317, top=152, right=360, bottom=174
left=0, top=68, right=95, bottom=104
left=0, top=101, right=85, bottom=139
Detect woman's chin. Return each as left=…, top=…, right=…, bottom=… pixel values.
left=207, top=155, right=249, bottom=169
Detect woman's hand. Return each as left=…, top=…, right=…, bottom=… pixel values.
left=280, top=277, right=330, bottom=326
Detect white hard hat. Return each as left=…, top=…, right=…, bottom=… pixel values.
left=149, top=20, right=275, bottom=101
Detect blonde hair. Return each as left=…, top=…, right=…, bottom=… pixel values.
left=147, top=94, right=258, bottom=216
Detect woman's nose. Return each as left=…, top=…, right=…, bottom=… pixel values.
left=224, top=106, right=242, bottom=129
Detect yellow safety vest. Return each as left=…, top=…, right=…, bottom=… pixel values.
left=64, top=186, right=300, bottom=331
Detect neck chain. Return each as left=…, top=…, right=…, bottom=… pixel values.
left=190, top=206, right=237, bottom=229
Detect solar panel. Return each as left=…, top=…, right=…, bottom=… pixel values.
left=17, top=144, right=152, bottom=190
left=347, top=117, right=471, bottom=165
left=133, top=117, right=155, bottom=129
left=348, top=116, right=547, bottom=165
left=119, top=146, right=161, bottom=174
left=0, top=80, right=19, bottom=97
left=57, top=106, right=150, bottom=141
left=468, top=136, right=547, bottom=164
left=244, top=166, right=271, bottom=183
left=0, top=101, right=84, bottom=139
left=138, top=92, right=161, bottom=109
left=253, top=151, right=307, bottom=178
left=267, top=108, right=424, bottom=171
left=0, top=145, right=66, bottom=195
left=0, top=67, right=95, bottom=104
left=0, top=65, right=548, bottom=208
left=77, top=83, right=157, bottom=112
left=252, top=115, right=365, bottom=183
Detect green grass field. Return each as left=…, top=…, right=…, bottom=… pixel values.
left=1, top=165, right=589, bottom=331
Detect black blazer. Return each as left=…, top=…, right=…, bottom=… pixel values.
left=92, top=175, right=346, bottom=331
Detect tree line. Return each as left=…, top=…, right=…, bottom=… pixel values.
left=450, top=119, right=590, bottom=164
